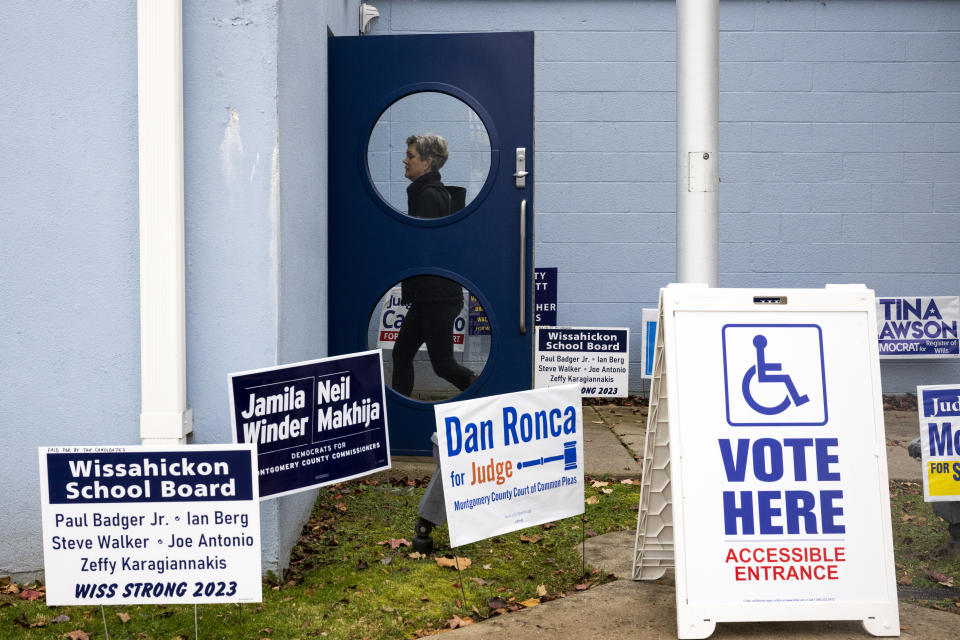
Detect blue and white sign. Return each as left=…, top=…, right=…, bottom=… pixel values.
left=641, top=308, right=658, bottom=379
left=917, top=384, right=960, bottom=501
left=39, top=445, right=261, bottom=605
left=877, top=295, right=959, bottom=359
left=534, top=326, right=629, bottom=397
left=229, top=350, right=390, bottom=500
left=660, top=286, right=898, bottom=638
left=435, top=384, right=584, bottom=548
left=722, top=324, right=828, bottom=426
left=534, top=267, right=558, bottom=326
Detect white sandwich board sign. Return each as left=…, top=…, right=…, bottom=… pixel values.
left=636, top=284, right=899, bottom=638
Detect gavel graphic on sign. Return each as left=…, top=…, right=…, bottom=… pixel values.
left=516, top=441, right=577, bottom=471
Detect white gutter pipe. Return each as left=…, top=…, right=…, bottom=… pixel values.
left=137, top=0, right=192, bottom=444
left=676, top=0, right=720, bottom=286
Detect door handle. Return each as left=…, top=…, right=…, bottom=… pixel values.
left=520, top=198, right=527, bottom=335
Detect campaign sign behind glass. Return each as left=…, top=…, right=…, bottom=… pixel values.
left=435, top=384, right=584, bottom=548
left=918, top=384, right=960, bottom=501
left=229, top=350, right=390, bottom=499
left=877, top=296, right=959, bottom=359
left=662, top=286, right=898, bottom=637
left=534, top=267, right=558, bottom=326
left=39, top=444, right=261, bottom=605
left=468, top=294, right=491, bottom=336
left=534, top=326, right=628, bottom=397
left=378, top=286, right=467, bottom=350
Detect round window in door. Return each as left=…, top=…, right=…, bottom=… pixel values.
left=367, top=277, right=491, bottom=403
left=367, top=92, right=491, bottom=217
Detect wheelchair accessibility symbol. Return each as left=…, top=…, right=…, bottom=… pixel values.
left=722, top=324, right=827, bottom=426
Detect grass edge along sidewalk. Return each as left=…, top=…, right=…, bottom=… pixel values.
left=0, top=475, right=641, bottom=639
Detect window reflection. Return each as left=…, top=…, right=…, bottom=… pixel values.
left=368, top=280, right=491, bottom=402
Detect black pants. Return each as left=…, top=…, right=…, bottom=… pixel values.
left=391, top=300, right=472, bottom=396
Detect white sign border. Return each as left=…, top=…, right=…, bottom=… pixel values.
left=661, top=285, right=899, bottom=638
left=228, top=349, right=391, bottom=501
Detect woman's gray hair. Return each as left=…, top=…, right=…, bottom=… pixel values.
left=406, top=133, right=449, bottom=171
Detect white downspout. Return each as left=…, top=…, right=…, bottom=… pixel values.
left=676, top=0, right=720, bottom=286
left=137, top=0, right=192, bottom=444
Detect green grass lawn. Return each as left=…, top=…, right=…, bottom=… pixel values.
left=0, top=476, right=639, bottom=640
left=2, top=477, right=957, bottom=639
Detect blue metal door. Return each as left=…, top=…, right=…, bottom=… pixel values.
left=328, top=32, right=534, bottom=455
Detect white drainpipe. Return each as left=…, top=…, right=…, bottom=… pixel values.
left=137, top=0, right=192, bottom=444
left=676, top=0, right=720, bottom=286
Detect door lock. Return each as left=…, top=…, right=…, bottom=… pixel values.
left=514, top=147, right=528, bottom=188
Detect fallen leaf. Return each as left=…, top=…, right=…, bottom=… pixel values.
left=923, top=569, right=954, bottom=587
left=470, top=577, right=490, bottom=587
left=356, top=559, right=368, bottom=571
left=897, top=574, right=913, bottom=585
left=536, top=584, right=547, bottom=596
left=378, top=538, right=411, bottom=549
left=482, top=564, right=492, bottom=570
left=436, top=556, right=471, bottom=570
left=591, top=481, right=610, bottom=488
left=29, top=615, right=49, bottom=628
left=52, top=615, right=71, bottom=623
left=116, top=612, right=131, bottom=623
left=620, top=478, right=638, bottom=485
left=519, top=534, right=542, bottom=544
left=586, top=530, right=598, bottom=537
left=601, top=488, right=613, bottom=494
left=18, top=589, right=43, bottom=601
left=446, top=615, right=474, bottom=629
left=901, top=514, right=914, bottom=522
left=379, top=555, right=393, bottom=566
left=519, top=598, right=541, bottom=607
left=63, top=631, right=90, bottom=640
left=585, top=496, right=599, bottom=504
left=487, top=596, right=506, bottom=610
left=574, top=583, right=589, bottom=590
left=408, top=552, right=427, bottom=560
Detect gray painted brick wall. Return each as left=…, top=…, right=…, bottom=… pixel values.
left=378, top=0, right=960, bottom=392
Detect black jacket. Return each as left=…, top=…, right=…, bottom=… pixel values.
left=402, top=171, right=463, bottom=304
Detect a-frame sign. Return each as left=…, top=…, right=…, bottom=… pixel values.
left=634, top=284, right=899, bottom=638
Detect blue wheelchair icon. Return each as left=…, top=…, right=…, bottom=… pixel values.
left=741, top=335, right=809, bottom=415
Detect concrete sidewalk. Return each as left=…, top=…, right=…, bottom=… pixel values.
left=390, top=405, right=960, bottom=638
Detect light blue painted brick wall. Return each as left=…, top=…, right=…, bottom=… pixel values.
left=377, top=0, right=960, bottom=392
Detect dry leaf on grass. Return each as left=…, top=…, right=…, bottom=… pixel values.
left=519, top=598, right=541, bottom=608
left=591, top=481, right=610, bottom=488
left=447, top=615, right=474, bottom=629
left=408, top=552, right=427, bottom=559
left=116, top=612, right=131, bottom=623
left=377, top=538, right=411, bottom=549
left=62, top=631, right=90, bottom=640
left=536, top=584, right=547, bottom=596
left=18, top=589, right=43, bottom=601
left=585, top=496, right=599, bottom=504
left=436, top=556, right=471, bottom=570
left=519, top=534, right=542, bottom=544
